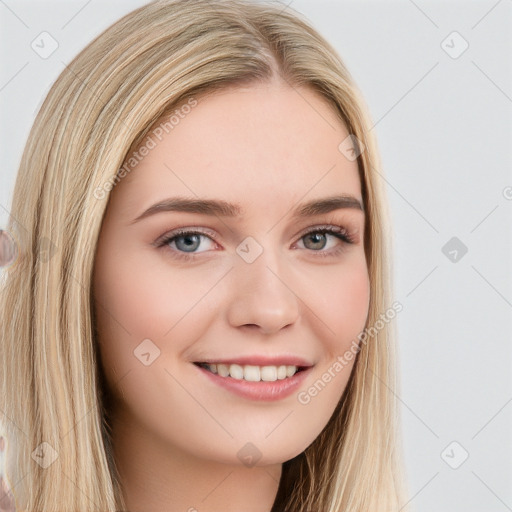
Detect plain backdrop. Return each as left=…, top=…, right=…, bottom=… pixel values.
left=1, top=1, right=511, bottom=510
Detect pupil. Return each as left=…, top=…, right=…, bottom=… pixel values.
left=177, top=234, right=199, bottom=252
left=306, top=233, right=326, bottom=250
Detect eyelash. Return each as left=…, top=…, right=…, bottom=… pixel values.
left=155, top=225, right=357, bottom=262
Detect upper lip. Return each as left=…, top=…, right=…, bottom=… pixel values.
left=193, top=355, right=314, bottom=367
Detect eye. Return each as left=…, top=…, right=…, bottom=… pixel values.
left=155, top=228, right=218, bottom=261
left=155, top=224, right=357, bottom=262
left=295, top=225, right=356, bottom=258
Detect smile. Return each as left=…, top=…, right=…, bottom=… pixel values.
left=193, top=360, right=313, bottom=401
left=194, top=362, right=306, bottom=382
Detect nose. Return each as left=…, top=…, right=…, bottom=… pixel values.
left=225, top=247, right=300, bottom=335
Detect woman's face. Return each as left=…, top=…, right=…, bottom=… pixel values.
left=93, top=80, right=370, bottom=467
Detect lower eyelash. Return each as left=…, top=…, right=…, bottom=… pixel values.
left=157, top=225, right=356, bottom=261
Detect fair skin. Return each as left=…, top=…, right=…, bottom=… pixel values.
left=93, top=78, right=370, bottom=512
left=0, top=437, right=15, bottom=512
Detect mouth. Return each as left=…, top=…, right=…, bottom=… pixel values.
left=193, top=362, right=309, bottom=382
left=193, top=359, right=314, bottom=401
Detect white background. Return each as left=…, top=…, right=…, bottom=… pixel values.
left=1, top=1, right=511, bottom=510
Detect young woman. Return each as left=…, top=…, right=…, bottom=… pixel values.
left=0, top=1, right=409, bottom=510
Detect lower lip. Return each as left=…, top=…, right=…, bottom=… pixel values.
left=194, top=364, right=313, bottom=401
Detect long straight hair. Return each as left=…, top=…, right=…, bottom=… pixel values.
left=0, top=1, right=408, bottom=510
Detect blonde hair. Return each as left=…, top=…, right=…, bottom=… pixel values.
left=0, top=0, right=409, bottom=510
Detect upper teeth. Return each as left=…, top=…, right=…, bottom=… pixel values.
left=202, top=363, right=298, bottom=382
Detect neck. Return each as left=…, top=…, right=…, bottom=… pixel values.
left=110, top=408, right=282, bottom=512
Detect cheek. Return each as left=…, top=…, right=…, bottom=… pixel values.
left=92, top=244, right=224, bottom=389
left=291, top=256, right=369, bottom=425
left=301, top=252, right=370, bottom=356
left=332, top=260, right=370, bottom=342
left=94, top=246, right=215, bottom=340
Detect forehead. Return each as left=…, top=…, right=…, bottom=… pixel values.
left=112, top=81, right=362, bottom=217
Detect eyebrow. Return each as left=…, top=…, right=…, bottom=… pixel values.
left=130, top=194, right=364, bottom=224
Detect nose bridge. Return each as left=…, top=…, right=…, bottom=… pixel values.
left=225, top=236, right=300, bottom=333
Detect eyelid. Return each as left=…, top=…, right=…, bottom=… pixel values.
left=297, top=223, right=356, bottom=242
left=152, top=226, right=219, bottom=248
